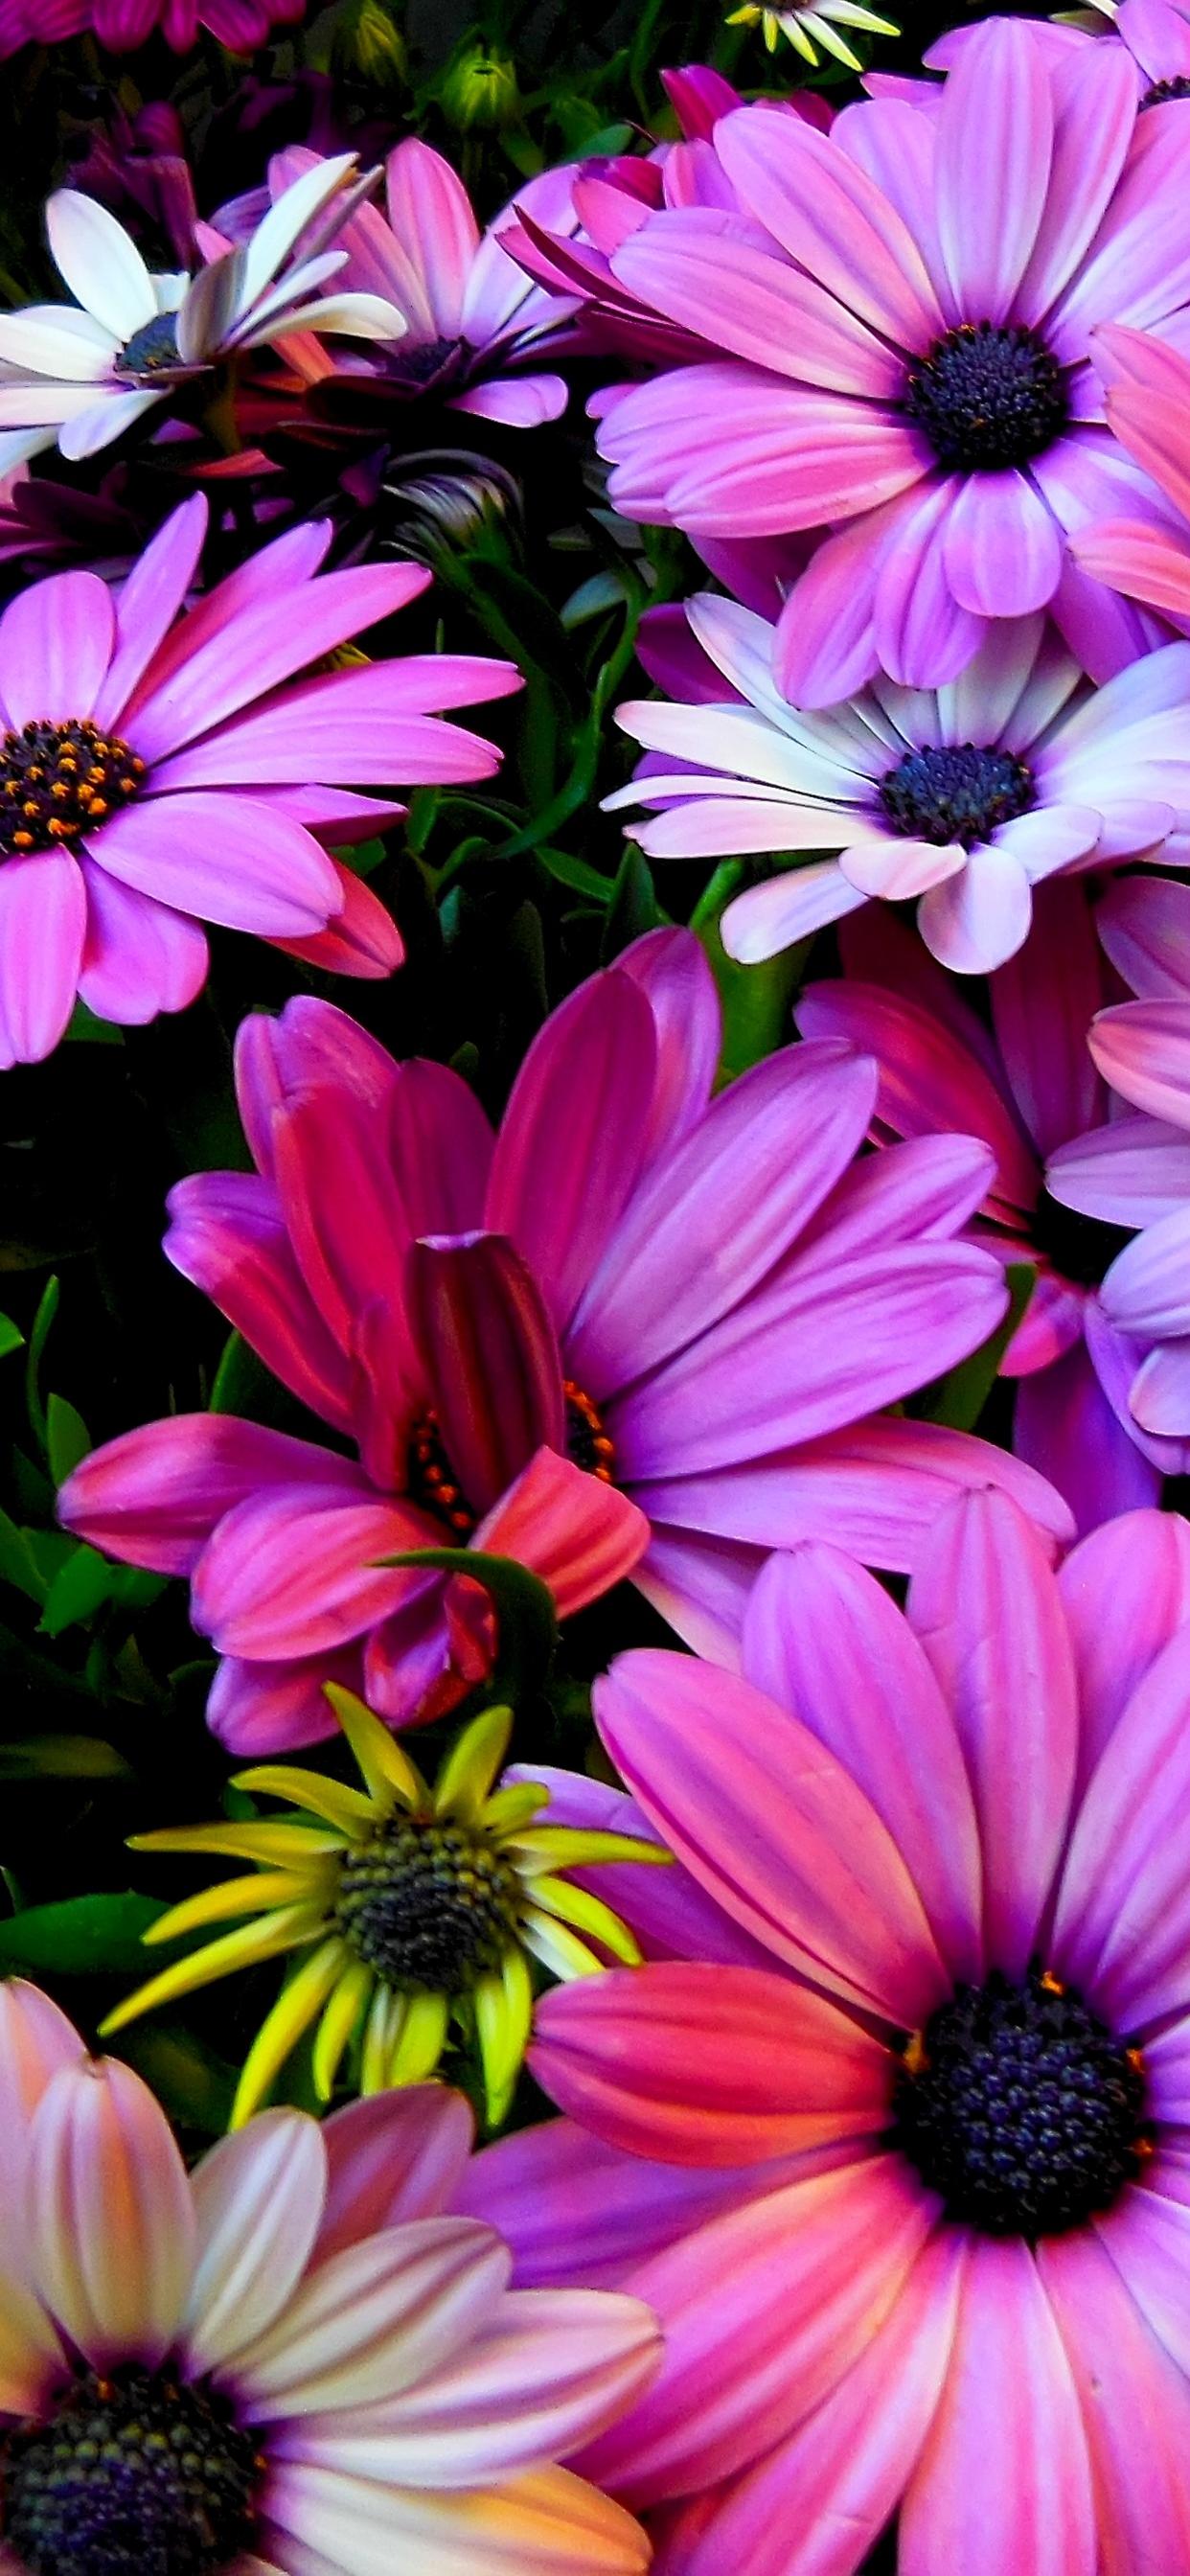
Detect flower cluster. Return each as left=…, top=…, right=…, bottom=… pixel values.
left=7, top=4, right=1190, bottom=2574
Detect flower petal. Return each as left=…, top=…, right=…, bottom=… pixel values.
left=30, top=2057, right=195, bottom=2369
left=184, top=2111, right=328, bottom=2378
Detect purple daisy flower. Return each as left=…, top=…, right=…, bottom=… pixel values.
left=608, top=596, right=1183, bottom=973
left=0, top=491, right=520, bottom=1064
left=592, top=17, right=1190, bottom=704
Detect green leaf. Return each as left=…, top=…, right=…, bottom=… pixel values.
left=601, top=846, right=666, bottom=963
left=533, top=844, right=615, bottom=905
left=0, top=1892, right=178, bottom=1977
left=0, top=1508, right=48, bottom=1606
left=46, top=1392, right=91, bottom=1485
left=25, top=1274, right=59, bottom=1457
left=370, top=1548, right=558, bottom=1701
left=918, top=1261, right=1037, bottom=1433
left=113, top=2021, right=238, bottom=2137
left=0, top=1736, right=130, bottom=1780
left=0, top=1312, right=23, bottom=1361
left=38, top=1543, right=119, bottom=1638
left=692, top=862, right=809, bottom=1083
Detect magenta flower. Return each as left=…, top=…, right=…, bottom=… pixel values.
left=0, top=0, right=306, bottom=57
left=593, top=17, right=1190, bottom=704
left=927, top=0, right=1190, bottom=108
left=1074, top=321, right=1190, bottom=622
left=481, top=1494, right=1190, bottom=2570
left=1045, top=874, right=1190, bottom=1440
left=228, top=140, right=583, bottom=432
left=0, top=492, right=519, bottom=1064
left=609, top=596, right=1186, bottom=973
left=0, top=1980, right=657, bottom=2575
left=798, top=899, right=1190, bottom=1529
left=58, top=931, right=1066, bottom=1750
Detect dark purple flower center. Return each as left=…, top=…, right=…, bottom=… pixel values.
left=386, top=334, right=467, bottom=392
left=0, top=719, right=145, bottom=859
left=904, top=321, right=1067, bottom=472
left=113, top=313, right=182, bottom=379
left=405, top=1380, right=616, bottom=1535
left=1141, top=76, right=1190, bottom=105
left=335, top=1813, right=520, bottom=1989
left=891, top=1966, right=1149, bottom=2237
left=878, top=742, right=1034, bottom=849
left=1031, top=1188, right=1134, bottom=1290
left=0, top=2366, right=260, bottom=2576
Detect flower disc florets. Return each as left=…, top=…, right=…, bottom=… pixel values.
left=335, top=1812, right=522, bottom=1990
left=0, top=721, right=144, bottom=859
left=878, top=742, right=1035, bottom=850
left=904, top=322, right=1068, bottom=472
left=1, top=2367, right=260, bottom=2576
left=112, top=314, right=183, bottom=380
left=892, top=1966, right=1149, bottom=2237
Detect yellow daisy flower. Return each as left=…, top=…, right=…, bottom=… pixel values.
left=727, top=0, right=899, bottom=66
left=101, top=1687, right=666, bottom=2131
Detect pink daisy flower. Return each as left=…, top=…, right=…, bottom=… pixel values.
left=925, top=1, right=1190, bottom=109
left=797, top=899, right=1190, bottom=1528
left=592, top=17, right=1190, bottom=705
left=609, top=596, right=1183, bottom=974
left=486, top=1493, right=1190, bottom=2572
left=0, top=0, right=307, bottom=56
left=0, top=491, right=519, bottom=1064
left=1044, top=874, right=1190, bottom=1439
left=0, top=1978, right=657, bottom=2576
left=58, top=930, right=1067, bottom=1750
left=235, top=141, right=584, bottom=434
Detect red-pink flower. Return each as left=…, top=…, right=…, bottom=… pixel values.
left=593, top=18, right=1190, bottom=705
left=472, top=1495, right=1190, bottom=2573
left=0, top=493, right=519, bottom=1063
left=58, top=932, right=1066, bottom=1752
left=797, top=898, right=1190, bottom=1528
left=0, top=0, right=306, bottom=57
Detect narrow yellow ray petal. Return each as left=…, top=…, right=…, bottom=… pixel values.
left=323, top=1684, right=424, bottom=1807
left=509, top=1826, right=669, bottom=1873
left=145, top=1869, right=332, bottom=1946
left=479, top=1782, right=550, bottom=1835
left=475, top=1946, right=534, bottom=2128
left=433, top=1705, right=513, bottom=1822
left=312, top=1956, right=374, bottom=2102
left=231, top=1764, right=376, bottom=1832
left=520, top=1909, right=606, bottom=1982
left=361, top=1983, right=405, bottom=2094
left=100, top=1902, right=324, bottom=2036
left=528, top=1875, right=642, bottom=1966
left=231, top=1938, right=348, bottom=2128
left=129, top=1822, right=346, bottom=1864
left=800, top=10, right=862, bottom=65
left=389, top=1987, right=450, bottom=2085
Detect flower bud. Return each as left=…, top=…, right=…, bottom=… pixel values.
left=332, top=0, right=407, bottom=86
left=440, top=42, right=521, bottom=130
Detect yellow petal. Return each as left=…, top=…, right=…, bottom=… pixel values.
left=433, top=1705, right=513, bottom=1822
left=145, top=1868, right=332, bottom=1945
left=480, top=1782, right=550, bottom=1834
left=528, top=1875, right=642, bottom=1966
left=475, top=1946, right=534, bottom=2128
left=231, top=1938, right=348, bottom=2128
left=312, top=1955, right=374, bottom=2101
left=520, top=1909, right=606, bottom=1982
left=510, top=1826, right=669, bottom=1872
left=129, top=1822, right=346, bottom=1864
left=389, top=1987, right=449, bottom=2084
left=361, top=1983, right=405, bottom=2094
left=323, top=1684, right=424, bottom=1807
left=231, top=1764, right=376, bottom=1832
left=99, top=1901, right=324, bottom=2036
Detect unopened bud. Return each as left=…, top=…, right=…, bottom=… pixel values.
left=332, top=0, right=407, bottom=86
left=440, top=42, right=520, bottom=130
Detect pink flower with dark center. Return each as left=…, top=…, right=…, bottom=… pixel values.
left=58, top=931, right=1068, bottom=1751
left=592, top=17, right=1190, bottom=705
left=1045, top=874, right=1190, bottom=1440
left=0, top=492, right=519, bottom=1063
left=797, top=899, right=1190, bottom=1530
left=0, top=0, right=306, bottom=57
left=236, top=140, right=584, bottom=433
left=472, top=1495, right=1190, bottom=2573
left=0, top=1980, right=658, bottom=2576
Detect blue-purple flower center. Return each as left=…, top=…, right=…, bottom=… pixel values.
left=0, top=2366, right=260, bottom=2576
left=386, top=333, right=467, bottom=391
left=335, top=1813, right=520, bottom=1989
left=904, top=321, right=1067, bottom=472
left=878, top=742, right=1034, bottom=849
left=1141, top=75, right=1190, bottom=105
left=891, top=1966, right=1149, bottom=2237
left=113, top=313, right=182, bottom=379
left=0, top=718, right=145, bottom=858
left=406, top=1381, right=616, bottom=1535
